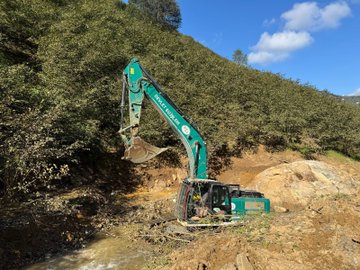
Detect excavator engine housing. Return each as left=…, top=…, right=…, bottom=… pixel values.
left=175, top=179, right=270, bottom=226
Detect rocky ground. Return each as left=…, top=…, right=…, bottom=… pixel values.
left=142, top=148, right=360, bottom=270
left=1, top=148, right=359, bottom=269
left=162, top=192, right=360, bottom=270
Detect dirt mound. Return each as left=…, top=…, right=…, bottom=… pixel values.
left=163, top=193, right=360, bottom=270
left=217, top=146, right=303, bottom=187
left=249, top=160, right=359, bottom=208
left=165, top=234, right=247, bottom=270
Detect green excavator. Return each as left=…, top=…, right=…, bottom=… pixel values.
left=119, top=58, right=270, bottom=226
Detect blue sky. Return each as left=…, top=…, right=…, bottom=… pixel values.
left=177, top=0, right=360, bottom=96
left=122, top=0, right=360, bottom=96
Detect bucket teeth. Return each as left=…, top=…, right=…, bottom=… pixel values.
left=123, top=136, right=167, bottom=163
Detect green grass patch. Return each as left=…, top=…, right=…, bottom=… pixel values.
left=325, top=150, right=354, bottom=162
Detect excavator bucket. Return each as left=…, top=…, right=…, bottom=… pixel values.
left=123, top=137, right=167, bottom=163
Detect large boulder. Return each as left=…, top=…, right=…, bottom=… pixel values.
left=249, top=160, right=358, bottom=208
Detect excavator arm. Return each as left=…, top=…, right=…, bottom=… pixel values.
left=119, top=58, right=270, bottom=226
left=119, top=58, right=208, bottom=180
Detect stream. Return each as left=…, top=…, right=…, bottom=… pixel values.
left=25, top=227, right=152, bottom=270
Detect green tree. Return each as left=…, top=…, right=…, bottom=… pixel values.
left=232, top=49, right=248, bottom=66
left=0, top=0, right=60, bottom=66
left=129, top=0, right=181, bottom=30
left=1, top=0, right=360, bottom=198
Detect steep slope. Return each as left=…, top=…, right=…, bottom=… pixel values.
left=36, top=1, right=360, bottom=157
left=1, top=0, right=359, bottom=193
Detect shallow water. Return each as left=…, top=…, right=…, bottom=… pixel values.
left=25, top=227, right=151, bottom=270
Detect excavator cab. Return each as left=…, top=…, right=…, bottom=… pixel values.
left=175, top=179, right=232, bottom=225
left=175, top=180, right=271, bottom=226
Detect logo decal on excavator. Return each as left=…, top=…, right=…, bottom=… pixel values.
left=154, top=94, right=181, bottom=125
left=181, top=125, right=190, bottom=135
left=231, top=203, right=236, bottom=210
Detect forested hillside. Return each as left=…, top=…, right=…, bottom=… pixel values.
left=1, top=0, right=359, bottom=195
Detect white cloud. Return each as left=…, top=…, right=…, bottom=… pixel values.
left=282, top=1, right=351, bottom=31
left=248, top=51, right=288, bottom=65
left=249, top=1, right=351, bottom=65
left=253, top=31, right=313, bottom=53
left=248, top=31, right=313, bottom=64
left=349, top=88, right=360, bottom=96
left=282, top=2, right=319, bottom=31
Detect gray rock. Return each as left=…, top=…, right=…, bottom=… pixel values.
left=249, top=160, right=358, bottom=207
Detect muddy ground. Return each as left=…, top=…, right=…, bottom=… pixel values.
left=1, top=148, right=359, bottom=270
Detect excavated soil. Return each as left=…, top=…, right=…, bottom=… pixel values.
left=217, top=146, right=304, bottom=187
left=1, top=148, right=360, bottom=269
left=137, top=148, right=360, bottom=270
left=163, top=194, right=360, bottom=270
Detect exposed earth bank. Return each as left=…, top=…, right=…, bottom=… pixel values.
left=1, top=148, right=359, bottom=269
left=161, top=150, right=360, bottom=270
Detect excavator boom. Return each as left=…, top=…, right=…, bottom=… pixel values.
left=119, top=58, right=207, bottom=179
left=119, top=58, right=270, bottom=226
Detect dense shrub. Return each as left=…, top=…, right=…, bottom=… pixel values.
left=1, top=0, right=359, bottom=194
